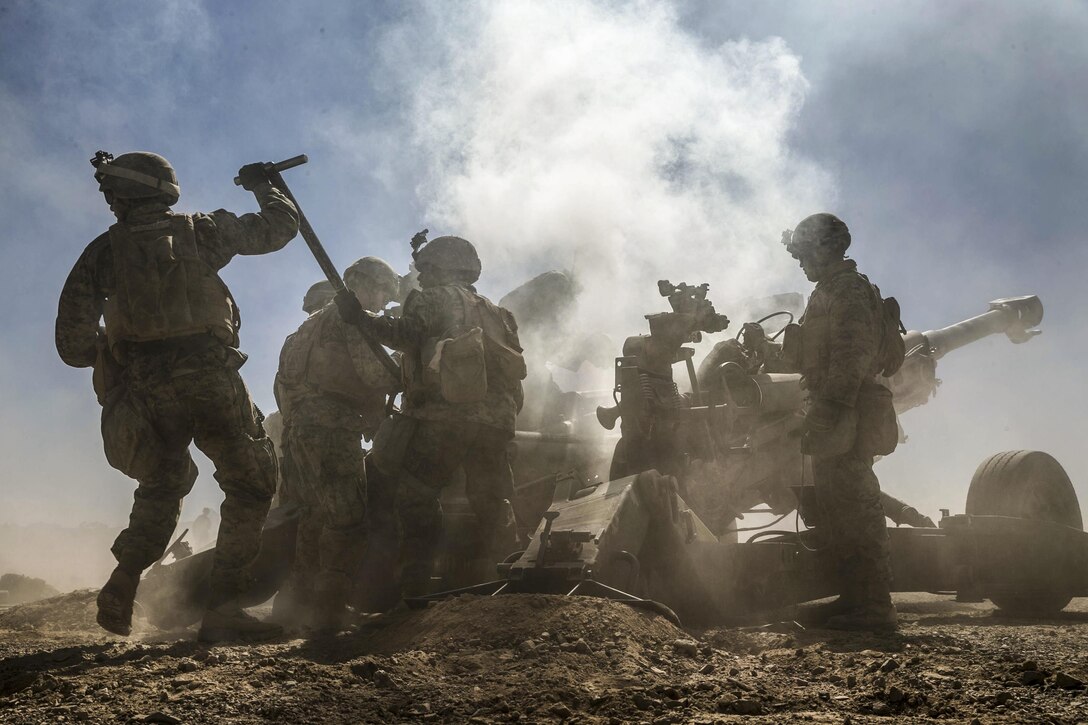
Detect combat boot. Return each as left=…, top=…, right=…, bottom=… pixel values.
left=268, top=574, right=314, bottom=630
left=825, top=583, right=898, bottom=632
left=798, top=594, right=858, bottom=627
left=198, top=603, right=284, bottom=643
left=96, top=566, right=140, bottom=636
left=310, top=576, right=351, bottom=636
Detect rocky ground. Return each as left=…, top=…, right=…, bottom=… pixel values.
left=2, top=592, right=1088, bottom=724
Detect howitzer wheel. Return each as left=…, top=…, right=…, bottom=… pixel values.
left=966, top=450, right=1081, bottom=616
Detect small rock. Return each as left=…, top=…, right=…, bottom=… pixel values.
left=176, top=659, right=198, bottom=673
left=811, top=665, right=827, bottom=676
left=886, top=686, right=905, bottom=703
left=843, top=656, right=856, bottom=667
left=733, top=699, right=763, bottom=715
left=516, top=640, right=539, bottom=659
left=993, top=691, right=1013, bottom=705
left=350, top=660, right=380, bottom=679
left=872, top=675, right=887, bottom=690
left=574, top=638, right=592, bottom=655
left=1020, top=660, right=1038, bottom=672
left=846, top=674, right=857, bottom=688
left=1019, top=670, right=1046, bottom=686
left=373, top=670, right=396, bottom=689
left=879, top=658, right=900, bottom=673
left=1055, top=672, right=1085, bottom=690
left=551, top=703, right=572, bottom=718
left=633, top=692, right=658, bottom=711
left=716, top=694, right=738, bottom=712
left=699, top=663, right=716, bottom=675
left=970, top=719, right=982, bottom=725
left=871, top=702, right=891, bottom=716
left=142, top=713, right=182, bottom=725
left=672, top=639, right=699, bottom=657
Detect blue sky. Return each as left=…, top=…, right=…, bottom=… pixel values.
left=1, top=0, right=1085, bottom=530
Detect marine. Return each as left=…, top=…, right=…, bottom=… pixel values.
left=336, top=233, right=526, bottom=597
left=265, top=279, right=339, bottom=506
left=272, top=258, right=401, bottom=631
left=783, top=212, right=901, bottom=632
left=55, top=151, right=299, bottom=641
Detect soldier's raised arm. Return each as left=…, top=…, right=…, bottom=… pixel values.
left=196, top=166, right=300, bottom=271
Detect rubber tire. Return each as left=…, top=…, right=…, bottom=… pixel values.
left=965, top=450, right=1081, bottom=616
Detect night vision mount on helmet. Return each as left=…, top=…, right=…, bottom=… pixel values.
left=410, top=229, right=482, bottom=283
left=90, top=150, right=180, bottom=205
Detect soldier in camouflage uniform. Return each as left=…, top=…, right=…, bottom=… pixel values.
left=265, top=280, right=339, bottom=507
left=783, top=213, right=898, bottom=631
left=55, top=152, right=298, bottom=642
left=336, top=235, right=526, bottom=597
left=272, top=258, right=401, bottom=631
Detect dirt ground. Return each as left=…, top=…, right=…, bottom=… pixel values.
left=3, top=592, right=1088, bottom=724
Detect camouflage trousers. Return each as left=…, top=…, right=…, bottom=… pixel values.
left=283, top=423, right=368, bottom=595
left=372, top=417, right=514, bottom=596
left=110, top=347, right=277, bottom=604
left=812, top=451, right=893, bottom=598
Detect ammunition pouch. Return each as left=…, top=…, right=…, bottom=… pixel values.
left=432, top=327, right=488, bottom=404
left=780, top=322, right=802, bottom=373
left=92, top=334, right=124, bottom=406
left=854, top=381, right=898, bottom=457
left=801, top=405, right=857, bottom=459
left=101, top=386, right=165, bottom=480
left=369, top=413, right=419, bottom=477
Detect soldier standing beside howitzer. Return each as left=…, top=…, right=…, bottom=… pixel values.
left=336, top=232, right=527, bottom=598
left=271, top=258, right=402, bottom=632
left=264, top=279, right=338, bottom=507
left=55, top=151, right=299, bottom=642
left=782, top=213, right=904, bottom=632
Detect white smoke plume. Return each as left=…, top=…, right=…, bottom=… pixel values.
left=372, top=0, right=830, bottom=332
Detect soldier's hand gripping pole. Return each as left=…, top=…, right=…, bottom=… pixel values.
left=235, top=155, right=402, bottom=384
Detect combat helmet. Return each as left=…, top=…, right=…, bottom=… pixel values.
left=345, top=256, right=402, bottom=299
left=91, top=151, right=180, bottom=205
left=782, top=213, right=851, bottom=259
left=302, top=280, right=335, bottom=314
left=413, top=235, right=482, bottom=283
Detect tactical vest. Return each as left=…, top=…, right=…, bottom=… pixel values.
left=796, top=270, right=884, bottom=387
left=406, top=286, right=526, bottom=402
left=278, top=309, right=387, bottom=413
left=103, top=214, right=237, bottom=352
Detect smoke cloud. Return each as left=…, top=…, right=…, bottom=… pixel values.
left=356, top=0, right=832, bottom=333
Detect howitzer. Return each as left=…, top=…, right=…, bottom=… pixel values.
left=885, top=295, right=1043, bottom=413
left=598, top=291, right=1047, bottom=534
left=412, top=289, right=1088, bottom=625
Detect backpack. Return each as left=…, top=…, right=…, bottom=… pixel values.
left=877, top=295, right=906, bottom=377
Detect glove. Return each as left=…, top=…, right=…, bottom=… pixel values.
left=236, top=163, right=270, bottom=191
left=804, top=399, right=843, bottom=434
left=335, top=289, right=364, bottom=325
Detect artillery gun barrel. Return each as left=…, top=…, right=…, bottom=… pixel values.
left=909, top=295, right=1043, bottom=360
